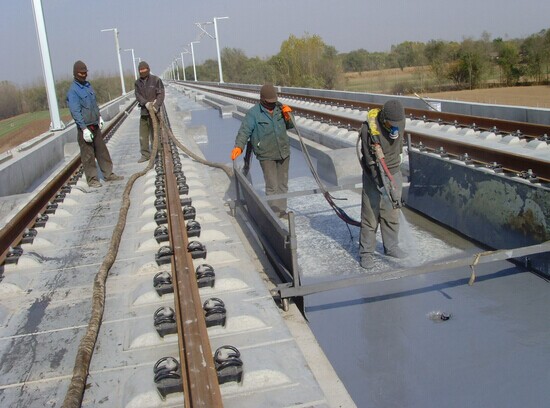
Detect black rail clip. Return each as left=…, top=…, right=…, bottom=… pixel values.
left=155, top=246, right=173, bottom=265
left=4, top=246, right=24, bottom=265
left=196, top=263, right=215, bottom=288
left=187, top=241, right=206, bottom=259
left=153, top=306, right=177, bottom=337
left=155, top=187, right=166, bottom=199
left=68, top=175, right=79, bottom=185
left=517, top=169, right=539, bottom=183
left=154, top=210, right=168, bottom=226
left=154, top=197, right=167, bottom=211
left=34, top=214, right=49, bottom=228
left=21, top=228, right=38, bottom=245
left=52, top=192, right=66, bottom=203
left=459, top=153, right=474, bottom=165
left=182, top=205, right=196, bottom=220
left=153, top=357, right=183, bottom=399
left=180, top=197, right=192, bottom=207
left=44, top=203, right=58, bottom=215
left=176, top=174, right=187, bottom=185
left=214, top=345, right=243, bottom=385
left=203, top=298, right=226, bottom=327
left=186, top=220, right=201, bottom=238
left=178, top=183, right=189, bottom=196
left=153, top=271, right=173, bottom=296
left=154, top=225, right=169, bottom=243
left=486, top=162, right=503, bottom=173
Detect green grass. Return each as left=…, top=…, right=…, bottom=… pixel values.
left=0, top=109, right=70, bottom=140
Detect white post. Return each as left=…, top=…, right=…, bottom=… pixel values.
left=101, top=28, right=126, bottom=95
left=190, top=41, right=199, bottom=82
left=181, top=52, right=187, bottom=81
left=31, top=0, right=64, bottom=130
left=213, top=17, right=229, bottom=83
left=124, top=48, right=137, bottom=80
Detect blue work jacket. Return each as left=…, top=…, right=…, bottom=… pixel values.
left=66, top=79, right=100, bottom=129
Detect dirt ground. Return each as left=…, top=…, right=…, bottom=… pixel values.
left=1, top=86, right=548, bottom=155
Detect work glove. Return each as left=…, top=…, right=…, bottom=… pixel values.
left=281, top=104, right=292, bottom=121
left=99, top=116, right=105, bottom=130
left=231, top=147, right=242, bottom=160
left=145, top=101, right=158, bottom=113
left=82, top=128, right=93, bottom=143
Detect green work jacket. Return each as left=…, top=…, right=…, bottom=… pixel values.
left=234, top=103, right=294, bottom=161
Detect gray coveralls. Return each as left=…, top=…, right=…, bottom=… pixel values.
left=358, top=117, right=403, bottom=261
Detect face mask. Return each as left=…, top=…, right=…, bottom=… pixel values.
left=383, top=120, right=400, bottom=139
left=76, top=72, right=87, bottom=83
left=388, top=126, right=400, bottom=139
left=261, top=101, right=276, bottom=110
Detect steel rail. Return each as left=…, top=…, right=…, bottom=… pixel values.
left=193, top=83, right=550, bottom=138
left=161, top=124, right=223, bottom=407
left=0, top=102, right=136, bottom=265
left=278, top=92, right=550, bottom=138
left=180, top=84, right=550, bottom=182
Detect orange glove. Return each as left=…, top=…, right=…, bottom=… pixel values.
left=231, top=147, right=242, bottom=160
left=282, top=104, right=292, bottom=121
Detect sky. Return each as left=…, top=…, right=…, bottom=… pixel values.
left=2, top=0, right=550, bottom=86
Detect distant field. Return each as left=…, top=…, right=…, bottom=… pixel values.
left=421, top=86, right=550, bottom=108
left=341, top=66, right=437, bottom=94
left=341, top=68, right=550, bottom=108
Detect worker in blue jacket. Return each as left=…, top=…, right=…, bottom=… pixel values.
left=231, top=84, right=294, bottom=216
left=67, top=60, right=123, bottom=188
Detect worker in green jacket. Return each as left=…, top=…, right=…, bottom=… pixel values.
left=231, top=84, right=294, bottom=216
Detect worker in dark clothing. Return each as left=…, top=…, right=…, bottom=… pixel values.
left=134, top=61, right=165, bottom=163
left=358, top=99, right=407, bottom=268
left=231, top=84, right=294, bottom=216
left=66, top=60, right=123, bottom=188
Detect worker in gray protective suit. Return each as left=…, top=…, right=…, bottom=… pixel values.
left=358, top=99, right=407, bottom=269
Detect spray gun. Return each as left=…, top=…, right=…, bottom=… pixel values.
left=372, top=143, right=402, bottom=209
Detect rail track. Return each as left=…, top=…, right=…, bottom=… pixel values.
left=183, top=83, right=550, bottom=182
left=0, top=103, right=226, bottom=407
left=1, top=83, right=548, bottom=407
left=0, top=102, right=135, bottom=265
left=155, top=112, right=223, bottom=407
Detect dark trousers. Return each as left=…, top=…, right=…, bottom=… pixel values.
left=259, top=156, right=290, bottom=213
left=359, top=171, right=402, bottom=258
left=77, top=126, right=113, bottom=183
left=139, top=115, right=154, bottom=159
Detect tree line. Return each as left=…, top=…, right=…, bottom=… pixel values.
left=191, top=29, right=550, bottom=91
left=2, top=28, right=549, bottom=121
left=0, top=76, right=134, bottom=121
